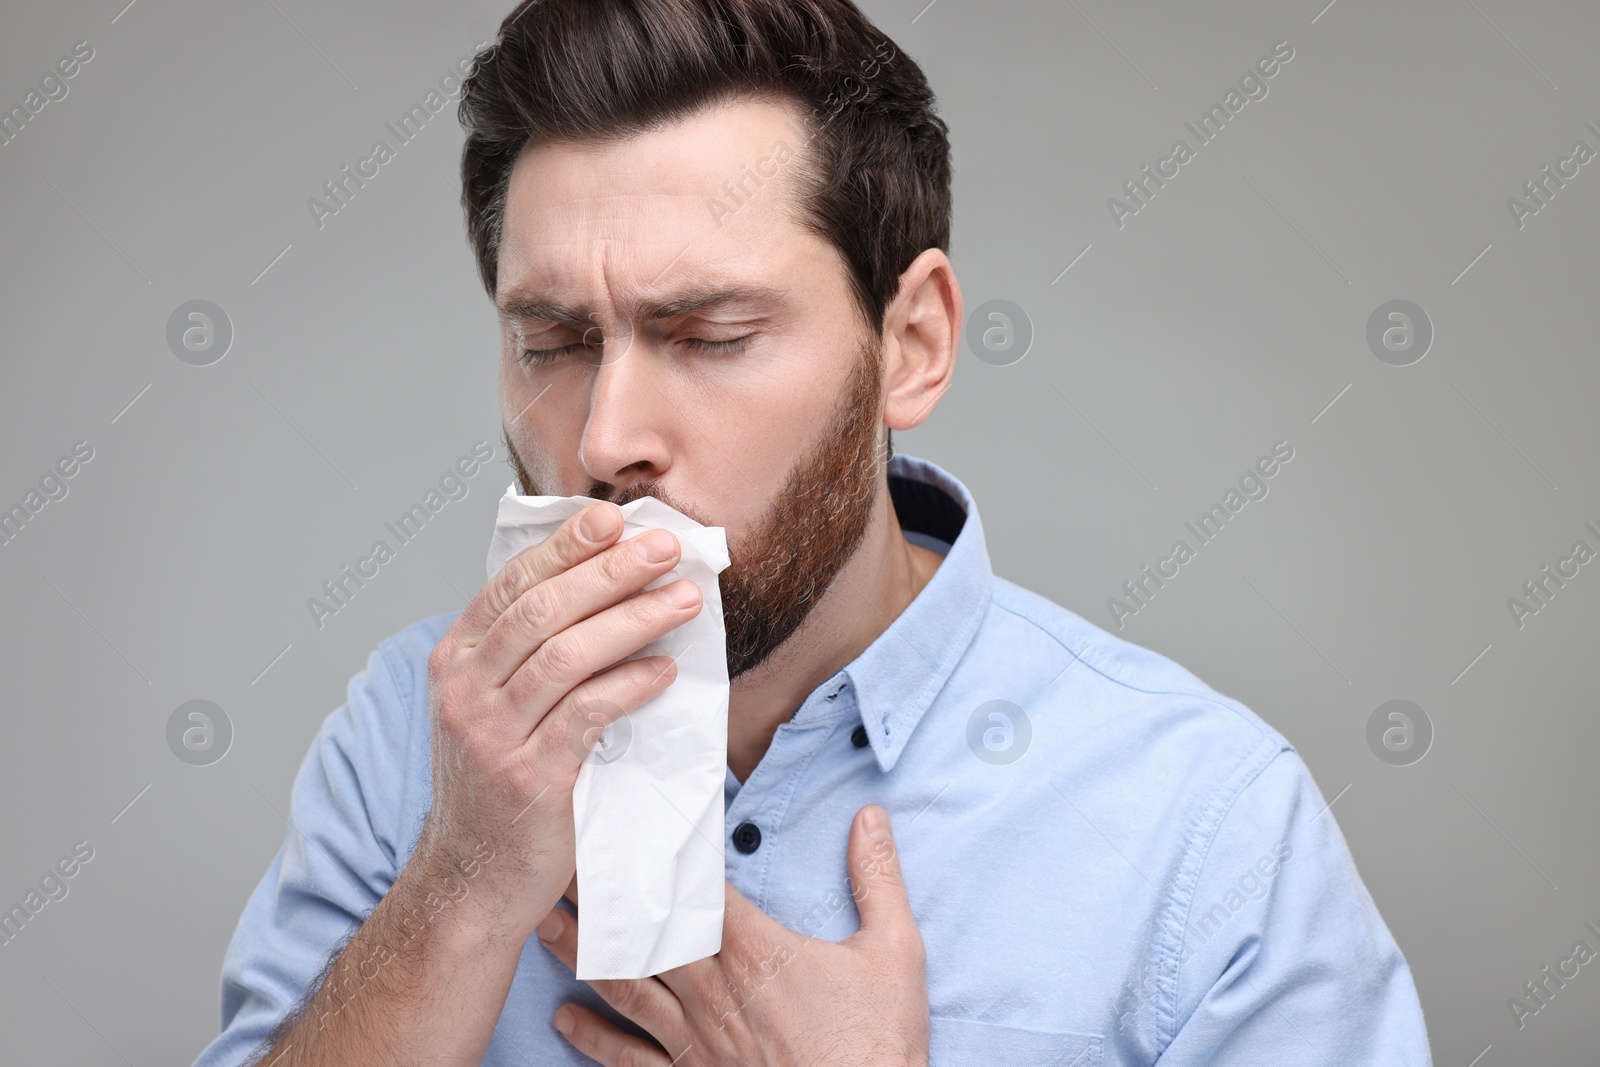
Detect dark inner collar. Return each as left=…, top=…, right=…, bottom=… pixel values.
left=889, top=471, right=966, bottom=545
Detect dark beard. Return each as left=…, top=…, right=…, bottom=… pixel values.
left=504, top=336, right=885, bottom=681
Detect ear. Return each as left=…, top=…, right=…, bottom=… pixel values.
left=881, top=248, right=961, bottom=433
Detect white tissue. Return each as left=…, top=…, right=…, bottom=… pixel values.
left=484, top=485, right=732, bottom=980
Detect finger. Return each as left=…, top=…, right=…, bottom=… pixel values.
left=500, top=572, right=699, bottom=711
left=536, top=907, right=686, bottom=1036
left=458, top=501, right=622, bottom=644
left=845, top=805, right=922, bottom=949
left=478, top=526, right=688, bottom=686
left=526, top=653, right=677, bottom=770
left=551, top=1002, right=673, bottom=1067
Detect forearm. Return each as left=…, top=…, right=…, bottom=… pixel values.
left=248, top=845, right=528, bottom=1067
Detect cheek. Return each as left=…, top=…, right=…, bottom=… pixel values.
left=714, top=368, right=852, bottom=517
left=504, top=368, right=617, bottom=490
left=705, top=383, right=811, bottom=475
left=498, top=352, right=570, bottom=427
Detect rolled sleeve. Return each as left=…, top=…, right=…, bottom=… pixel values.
left=191, top=638, right=420, bottom=1067
left=1158, top=748, right=1432, bottom=1065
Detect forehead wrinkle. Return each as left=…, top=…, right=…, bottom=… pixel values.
left=500, top=186, right=804, bottom=332
left=503, top=155, right=805, bottom=329
left=498, top=277, right=791, bottom=329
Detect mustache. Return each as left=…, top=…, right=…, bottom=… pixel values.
left=597, top=481, right=717, bottom=530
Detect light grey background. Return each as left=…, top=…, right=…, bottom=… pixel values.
left=2, top=0, right=1596, bottom=1063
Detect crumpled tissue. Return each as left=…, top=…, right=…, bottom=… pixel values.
left=485, top=485, right=731, bottom=979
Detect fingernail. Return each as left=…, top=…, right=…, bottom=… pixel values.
left=667, top=580, right=700, bottom=608
left=554, top=1006, right=575, bottom=1036
left=636, top=528, right=676, bottom=562
left=581, top=504, right=619, bottom=543
left=864, top=805, right=893, bottom=842
left=536, top=909, right=565, bottom=942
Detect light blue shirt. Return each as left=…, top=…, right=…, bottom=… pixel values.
left=196, top=452, right=1432, bottom=1066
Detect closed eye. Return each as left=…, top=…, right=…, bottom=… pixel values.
left=518, top=342, right=588, bottom=366
left=519, top=335, right=754, bottom=366
left=679, top=335, right=753, bottom=354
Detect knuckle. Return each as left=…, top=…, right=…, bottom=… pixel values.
left=550, top=521, right=592, bottom=573
left=908, top=926, right=928, bottom=958
left=433, top=677, right=469, bottom=725
left=566, top=513, right=599, bottom=552
left=514, top=584, right=558, bottom=636
left=534, top=635, right=583, bottom=685
left=893, top=925, right=927, bottom=964
left=608, top=982, right=650, bottom=1022
left=599, top=542, right=637, bottom=585
left=498, top=550, right=538, bottom=599
left=426, top=637, right=456, bottom=677
left=507, top=744, right=550, bottom=796
left=623, top=588, right=667, bottom=628
left=436, top=678, right=491, bottom=735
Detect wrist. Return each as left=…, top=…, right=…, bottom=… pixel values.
left=396, top=837, right=525, bottom=953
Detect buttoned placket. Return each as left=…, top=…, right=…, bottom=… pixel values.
left=723, top=675, right=861, bottom=904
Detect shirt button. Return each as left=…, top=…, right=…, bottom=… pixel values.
left=851, top=724, right=869, bottom=748
left=732, top=821, right=763, bottom=854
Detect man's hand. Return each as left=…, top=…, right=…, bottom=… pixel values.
left=242, top=503, right=706, bottom=1067
left=535, top=804, right=931, bottom=1067
left=414, top=499, right=704, bottom=944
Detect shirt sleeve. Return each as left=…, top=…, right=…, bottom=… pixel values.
left=190, top=637, right=421, bottom=1067
left=1155, top=747, right=1433, bottom=1065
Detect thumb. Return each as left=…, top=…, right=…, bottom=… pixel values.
left=846, top=804, right=917, bottom=941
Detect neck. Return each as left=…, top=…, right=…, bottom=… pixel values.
left=725, top=479, right=944, bottom=783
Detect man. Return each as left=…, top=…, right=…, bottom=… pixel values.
left=196, top=1, right=1433, bottom=1064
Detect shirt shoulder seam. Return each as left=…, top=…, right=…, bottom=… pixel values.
left=988, top=585, right=1265, bottom=721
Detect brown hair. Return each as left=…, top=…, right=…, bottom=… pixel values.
left=456, top=0, right=952, bottom=340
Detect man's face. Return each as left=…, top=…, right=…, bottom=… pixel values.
left=494, top=96, right=886, bottom=680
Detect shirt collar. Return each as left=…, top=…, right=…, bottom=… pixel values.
left=837, top=452, right=993, bottom=773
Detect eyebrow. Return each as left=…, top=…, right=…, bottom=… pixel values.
left=495, top=285, right=790, bottom=326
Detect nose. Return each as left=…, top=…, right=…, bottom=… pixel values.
left=578, top=323, right=670, bottom=494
